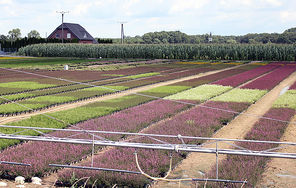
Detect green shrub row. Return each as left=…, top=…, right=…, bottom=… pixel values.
left=18, top=43, right=296, bottom=61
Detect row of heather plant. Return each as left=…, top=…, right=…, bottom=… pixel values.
left=0, top=65, right=223, bottom=115
left=0, top=61, right=221, bottom=95
left=0, top=63, right=260, bottom=150
left=55, top=63, right=296, bottom=186
left=4, top=62, right=294, bottom=187
left=2, top=61, right=292, bottom=187
left=0, top=64, right=265, bottom=185
left=204, top=79, right=296, bottom=187
left=0, top=63, right=261, bottom=149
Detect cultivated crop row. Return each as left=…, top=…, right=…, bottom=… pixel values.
left=0, top=64, right=236, bottom=115
left=18, top=43, right=296, bottom=61
left=0, top=64, right=260, bottom=149
left=0, top=61, right=220, bottom=96
left=205, top=80, right=296, bottom=188
left=0, top=62, right=283, bottom=187
left=0, top=61, right=189, bottom=95
left=57, top=61, right=290, bottom=186
left=240, top=63, right=296, bottom=90
left=211, top=63, right=281, bottom=87
left=3, top=62, right=292, bottom=187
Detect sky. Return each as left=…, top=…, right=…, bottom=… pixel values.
left=0, top=0, right=296, bottom=39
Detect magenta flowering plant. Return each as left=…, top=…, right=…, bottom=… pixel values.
left=0, top=99, right=191, bottom=178
left=240, top=64, right=296, bottom=90
left=57, top=101, right=250, bottom=187
left=168, top=68, right=249, bottom=87
left=289, top=80, right=296, bottom=90
left=109, top=67, right=215, bottom=88
left=211, top=64, right=281, bottom=87
left=206, top=107, right=296, bottom=187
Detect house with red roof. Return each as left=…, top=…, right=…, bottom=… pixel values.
left=47, top=23, right=98, bottom=44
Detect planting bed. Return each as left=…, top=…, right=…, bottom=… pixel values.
left=1, top=61, right=296, bottom=188
left=0, top=62, right=245, bottom=116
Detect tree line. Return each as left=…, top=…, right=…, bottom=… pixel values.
left=0, top=29, right=112, bottom=51
left=1, top=27, right=296, bottom=51
left=112, top=27, right=296, bottom=44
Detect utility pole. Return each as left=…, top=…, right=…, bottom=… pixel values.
left=118, top=22, right=127, bottom=44
left=208, top=31, right=213, bottom=43
left=56, top=11, right=69, bottom=43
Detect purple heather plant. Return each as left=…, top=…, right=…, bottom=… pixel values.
left=289, top=80, right=296, bottom=90
left=206, top=107, right=296, bottom=188
left=240, top=64, right=296, bottom=90
left=0, top=99, right=191, bottom=178
left=211, top=64, right=281, bottom=87
left=57, top=101, right=250, bottom=187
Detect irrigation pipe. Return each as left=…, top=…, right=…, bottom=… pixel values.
left=2, top=125, right=296, bottom=147
left=133, top=149, right=247, bottom=184
left=134, top=148, right=190, bottom=182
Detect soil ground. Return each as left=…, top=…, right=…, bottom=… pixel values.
left=1, top=64, right=296, bottom=187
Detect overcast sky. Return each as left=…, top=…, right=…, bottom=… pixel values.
left=0, top=0, right=296, bottom=39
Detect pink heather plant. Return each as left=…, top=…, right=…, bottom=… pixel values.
left=206, top=108, right=296, bottom=188
left=289, top=80, right=296, bottom=90
left=211, top=64, right=281, bottom=87
left=240, top=64, right=296, bottom=90
left=0, top=99, right=191, bottom=178
left=58, top=101, right=250, bottom=187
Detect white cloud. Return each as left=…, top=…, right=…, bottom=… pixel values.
left=280, top=10, right=296, bottom=23
left=0, top=0, right=295, bottom=38
left=95, top=0, right=117, bottom=7
left=72, top=3, right=92, bottom=16
left=119, top=0, right=140, bottom=16
left=9, top=10, right=18, bottom=16
left=241, top=0, right=252, bottom=5
left=264, top=0, right=282, bottom=7
left=147, top=17, right=158, bottom=24
left=168, top=0, right=208, bottom=15
left=0, top=0, right=12, bottom=5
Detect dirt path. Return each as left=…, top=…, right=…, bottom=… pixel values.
left=154, top=71, right=296, bottom=188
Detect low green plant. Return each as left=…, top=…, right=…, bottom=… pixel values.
left=127, top=72, right=160, bottom=79
left=273, top=90, right=296, bottom=109
left=211, top=88, right=268, bottom=103
left=0, top=81, right=57, bottom=89
left=165, top=84, right=232, bottom=102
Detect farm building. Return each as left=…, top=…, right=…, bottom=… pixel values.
left=47, top=23, right=98, bottom=44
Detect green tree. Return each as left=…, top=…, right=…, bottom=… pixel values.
left=227, top=39, right=237, bottom=44
left=249, top=39, right=257, bottom=44
left=0, top=35, right=8, bottom=41
left=8, top=28, right=21, bottom=41
left=28, top=30, right=41, bottom=38
left=142, top=33, right=153, bottom=44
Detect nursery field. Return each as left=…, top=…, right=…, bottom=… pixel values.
left=0, top=58, right=296, bottom=188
